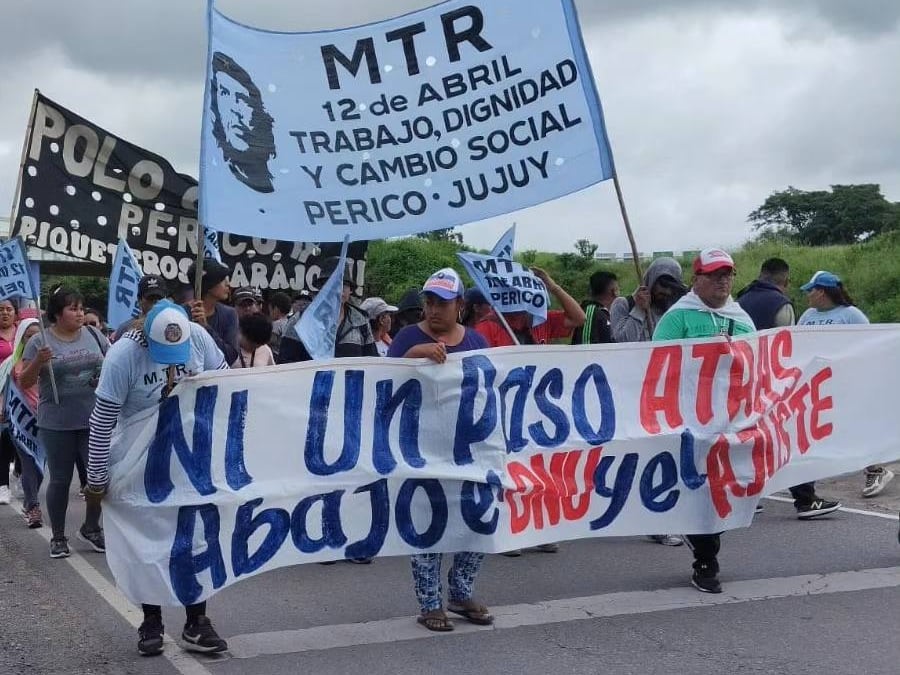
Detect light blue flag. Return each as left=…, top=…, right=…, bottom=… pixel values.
left=294, top=236, right=350, bottom=360
left=490, top=225, right=516, bottom=260
left=204, top=227, right=223, bottom=263
left=457, top=251, right=548, bottom=326
left=107, top=238, right=142, bottom=330
left=200, top=0, right=615, bottom=242
left=0, top=238, right=37, bottom=301
left=5, top=379, right=44, bottom=478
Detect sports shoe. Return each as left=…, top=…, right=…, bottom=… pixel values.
left=138, top=615, right=165, bottom=656
left=50, top=537, right=70, bottom=559
left=500, top=549, right=522, bottom=557
left=345, top=557, right=373, bottom=564
left=534, top=543, right=559, bottom=553
left=0, top=485, right=10, bottom=505
left=862, top=468, right=895, bottom=498
left=77, top=526, right=105, bottom=552
left=691, top=563, right=722, bottom=594
left=648, top=534, right=683, bottom=546
left=181, top=616, right=228, bottom=653
left=23, top=506, right=43, bottom=529
left=754, top=503, right=765, bottom=514
left=796, top=498, right=841, bottom=519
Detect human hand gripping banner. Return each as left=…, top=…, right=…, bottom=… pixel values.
left=200, top=0, right=615, bottom=241
left=101, top=325, right=900, bottom=605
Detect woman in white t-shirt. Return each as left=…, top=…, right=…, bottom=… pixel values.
left=798, top=271, right=892, bottom=498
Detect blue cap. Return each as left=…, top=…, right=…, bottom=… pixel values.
left=421, top=268, right=464, bottom=300
left=800, top=271, right=841, bottom=292
left=144, top=300, right=192, bottom=365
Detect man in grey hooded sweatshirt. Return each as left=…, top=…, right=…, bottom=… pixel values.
left=609, top=257, right=688, bottom=547
left=610, top=257, right=688, bottom=343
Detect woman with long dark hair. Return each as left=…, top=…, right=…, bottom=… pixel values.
left=798, top=271, right=892, bottom=497
left=20, top=285, right=108, bottom=558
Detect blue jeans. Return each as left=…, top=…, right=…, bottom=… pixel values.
left=411, top=552, right=485, bottom=613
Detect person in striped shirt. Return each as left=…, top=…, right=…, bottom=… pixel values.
left=84, top=300, right=229, bottom=657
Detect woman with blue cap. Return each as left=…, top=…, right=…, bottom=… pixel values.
left=84, top=300, right=230, bottom=656
left=798, top=271, right=892, bottom=498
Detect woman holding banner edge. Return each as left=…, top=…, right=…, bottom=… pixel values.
left=388, top=268, right=494, bottom=632
left=85, top=300, right=229, bottom=656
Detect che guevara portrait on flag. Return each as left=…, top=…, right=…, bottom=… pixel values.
left=209, top=51, right=277, bottom=194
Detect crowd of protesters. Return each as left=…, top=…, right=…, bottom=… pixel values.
left=1, top=247, right=896, bottom=655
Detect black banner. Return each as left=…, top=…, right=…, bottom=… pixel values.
left=12, top=93, right=366, bottom=290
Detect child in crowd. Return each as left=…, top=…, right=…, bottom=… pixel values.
left=233, top=313, right=275, bottom=368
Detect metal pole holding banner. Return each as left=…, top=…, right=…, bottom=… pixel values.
left=35, top=296, right=60, bottom=406
left=612, top=172, right=643, bottom=282
left=5, top=89, right=39, bottom=240
left=492, top=308, right=521, bottom=346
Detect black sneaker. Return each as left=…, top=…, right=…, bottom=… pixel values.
left=77, top=526, right=106, bottom=552
left=181, top=616, right=228, bottom=653
left=50, top=537, right=70, bottom=559
left=691, top=564, right=722, bottom=594
left=138, top=615, right=164, bottom=656
left=796, top=498, right=841, bottom=520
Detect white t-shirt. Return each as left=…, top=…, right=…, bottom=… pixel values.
left=798, top=305, right=869, bottom=326
left=95, top=324, right=226, bottom=420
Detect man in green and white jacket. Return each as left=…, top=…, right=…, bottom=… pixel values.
left=652, top=248, right=755, bottom=594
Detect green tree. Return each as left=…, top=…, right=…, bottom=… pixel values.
left=748, top=184, right=900, bottom=246
left=574, top=239, right=598, bottom=260
left=416, top=228, right=463, bottom=244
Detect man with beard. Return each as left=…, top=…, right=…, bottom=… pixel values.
left=610, top=257, right=687, bottom=343
left=210, top=52, right=277, bottom=193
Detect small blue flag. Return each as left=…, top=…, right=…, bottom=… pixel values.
left=457, top=251, right=549, bottom=327
left=490, top=225, right=516, bottom=260
left=294, top=236, right=350, bottom=360
left=0, top=238, right=36, bottom=301
left=107, top=238, right=142, bottom=330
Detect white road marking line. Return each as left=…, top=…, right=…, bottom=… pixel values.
left=5, top=502, right=216, bottom=675
left=764, top=495, right=899, bottom=520
left=226, top=566, right=900, bottom=659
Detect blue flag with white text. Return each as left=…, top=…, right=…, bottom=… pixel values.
left=490, top=225, right=516, bottom=260
left=204, top=227, right=223, bottom=263
left=458, top=251, right=548, bottom=326
left=294, top=236, right=350, bottom=360
left=107, top=238, right=142, bottom=330
left=200, top=0, right=615, bottom=242
left=5, top=379, right=44, bottom=478
left=0, top=238, right=36, bottom=301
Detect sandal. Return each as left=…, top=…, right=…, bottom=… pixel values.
left=447, top=600, right=494, bottom=626
left=417, top=610, right=454, bottom=632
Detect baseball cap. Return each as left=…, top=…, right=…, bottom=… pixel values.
left=144, top=300, right=191, bottom=365
left=800, top=270, right=842, bottom=292
left=421, top=268, right=464, bottom=300
left=693, top=248, right=735, bottom=275
left=360, top=297, right=399, bottom=319
left=138, top=275, right=166, bottom=300
left=232, top=287, right=258, bottom=305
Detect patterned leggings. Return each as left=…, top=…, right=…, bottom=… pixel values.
left=411, top=552, right=485, bottom=613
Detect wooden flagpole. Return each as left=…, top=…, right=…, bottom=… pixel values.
left=613, top=172, right=643, bottom=282
left=194, top=222, right=206, bottom=302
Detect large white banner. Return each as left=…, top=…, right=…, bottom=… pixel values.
left=199, top=0, right=615, bottom=241
left=102, top=326, right=900, bottom=606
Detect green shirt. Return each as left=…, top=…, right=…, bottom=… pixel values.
left=653, top=308, right=754, bottom=341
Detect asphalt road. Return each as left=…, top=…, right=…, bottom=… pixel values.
left=1, top=465, right=898, bottom=675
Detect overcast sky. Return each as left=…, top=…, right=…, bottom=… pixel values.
left=1, top=0, right=898, bottom=255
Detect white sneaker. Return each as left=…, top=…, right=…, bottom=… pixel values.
left=862, top=468, right=895, bottom=498
left=0, top=485, right=10, bottom=505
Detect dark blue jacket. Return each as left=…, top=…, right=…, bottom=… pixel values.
left=736, top=280, right=791, bottom=330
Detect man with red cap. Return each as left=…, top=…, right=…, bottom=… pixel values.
left=653, top=248, right=755, bottom=594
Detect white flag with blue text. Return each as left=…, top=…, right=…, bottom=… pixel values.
left=490, top=225, right=516, bottom=260
left=457, top=251, right=548, bottom=326
left=294, top=236, right=350, bottom=360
